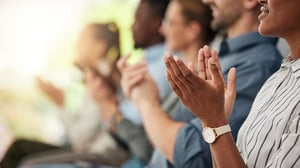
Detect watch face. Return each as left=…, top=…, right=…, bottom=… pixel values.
left=203, top=127, right=216, bottom=143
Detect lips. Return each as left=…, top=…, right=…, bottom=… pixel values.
left=258, top=6, right=269, bottom=20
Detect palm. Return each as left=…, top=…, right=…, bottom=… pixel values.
left=163, top=46, right=236, bottom=124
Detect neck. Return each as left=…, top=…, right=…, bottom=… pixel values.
left=227, top=12, right=259, bottom=38
left=181, top=41, right=206, bottom=66
left=145, top=35, right=164, bottom=48
left=285, top=32, right=300, bottom=60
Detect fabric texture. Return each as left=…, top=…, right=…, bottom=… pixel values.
left=237, top=58, right=300, bottom=167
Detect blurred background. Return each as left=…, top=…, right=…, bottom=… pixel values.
left=0, top=0, right=139, bottom=159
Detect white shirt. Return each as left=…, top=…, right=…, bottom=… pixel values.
left=237, top=58, right=300, bottom=167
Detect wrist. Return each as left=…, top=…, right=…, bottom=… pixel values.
left=136, top=98, right=160, bottom=113
left=202, top=116, right=228, bottom=128
left=108, top=111, right=123, bottom=132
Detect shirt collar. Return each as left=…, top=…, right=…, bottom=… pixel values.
left=281, top=57, right=300, bottom=78
left=144, top=43, right=166, bottom=61
left=219, top=32, right=278, bottom=57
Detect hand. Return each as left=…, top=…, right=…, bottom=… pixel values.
left=198, top=46, right=236, bottom=120
left=131, top=74, right=161, bottom=110
left=85, top=69, right=116, bottom=102
left=163, top=46, right=236, bottom=127
left=117, top=54, right=148, bottom=100
left=36, top=77, right=64, bottom=108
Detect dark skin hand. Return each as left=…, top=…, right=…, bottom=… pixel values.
left=163, top=45, right=246, bottom=168
left=163, top=45, right=236, bottom=126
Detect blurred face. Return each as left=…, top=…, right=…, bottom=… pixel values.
left=131, top=1, right=160, bottom=48
left=162, top=2, right=193, bottom=51
left=202, top=0, right=243, bottom=32
left=77, top=28, right=116, bottom=85
left=258, top=0, right=300, bottom=38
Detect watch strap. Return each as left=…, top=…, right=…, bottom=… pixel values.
left=215, top=124, right=231, bottom=138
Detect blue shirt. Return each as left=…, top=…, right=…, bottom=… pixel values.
left=119, top=43, right=171, bottom=125
left=171, top=32, right=282, bottom=167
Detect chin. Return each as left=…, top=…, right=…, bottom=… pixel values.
left=258, top=22, right=281, bottom=37
left=258, top=24, right=276, bottom=37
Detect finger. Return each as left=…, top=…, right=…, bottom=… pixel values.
left=208, top=57, right=224, bottom=87
left=198, top=48, right=206, bottom=79
left=211, top=50, right=225, bottom=85
left=117, top=54, right=131, bottom=71
left=164, top=53, right=191, bottom=92
left=163, top=52, right=175, bottom=73
left=126, top=74, right=145, bottom=93
left=123, top=59, right=147, bottom=74
left=174, top=56, right=195, bottom=84
left=227, top=67, right=236, bottom=96
left=203, top=45, right=212, bottom=80
left=123, top=64, right=148, bottom=82
left=187, top=62, right=195, bottom=73
left=165, top=71, right=183, bottom=98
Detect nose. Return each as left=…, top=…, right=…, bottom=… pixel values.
left=258, top=0, right=266, bottom=5
left=202, top=0, right=213, bottom=4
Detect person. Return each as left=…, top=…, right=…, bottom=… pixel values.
left=15, top=0, right=172, bottom=167
left=0, top=22, right=130, bottom=168
left=117, top=0, right=283, bottom=167
left=100, top=0, right=171, bottom=166
left=143, top=0, right=216, bottom=167
left=163, top=0, right=300, bottom=167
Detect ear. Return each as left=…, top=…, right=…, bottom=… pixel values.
left=152, top=16, right=164, bottom=30
left=187, top=21, right=202, bottom=41
left=243, top=0, right=259, bottom=10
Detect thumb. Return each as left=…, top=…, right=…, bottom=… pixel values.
left=208, top=57, right=223, bottom=87
left=117, top=54, right=131, bottom=71
left=227, top=67, right=236, bottom=96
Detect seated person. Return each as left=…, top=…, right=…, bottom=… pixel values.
left=163, top=0, right=300, bottom=166
left=1, top=22, right=129, bottom=168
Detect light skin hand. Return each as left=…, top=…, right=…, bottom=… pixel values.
left=118, top=54, right=184, bottom=163
left=117, top=54, right=148, bottom=100
left=163, top=45, right=236, bottom=127
left=36, top=77, right=64, bottom=108
left=84, top=69, right=119, bottom=123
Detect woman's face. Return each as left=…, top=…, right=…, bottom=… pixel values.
left=258, top=0, right=300, bottom=38
left=162, top=1, right=192, bottom=51
left=76, top=28, right=117, bottom=91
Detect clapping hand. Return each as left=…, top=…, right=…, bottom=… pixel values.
left=163, top=46, right=236, bottom=127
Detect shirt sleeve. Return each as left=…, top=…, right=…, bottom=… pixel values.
left=173, top=118, right=212, bottom=168
left=116, top=118, right=153, bottom=164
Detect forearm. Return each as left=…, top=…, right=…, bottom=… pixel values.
left=210, top=133, right=246, bottom=168
left=136, top=101, right=185, bottom=163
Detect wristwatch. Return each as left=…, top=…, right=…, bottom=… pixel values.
left=202, top=124, right=231, bottom=143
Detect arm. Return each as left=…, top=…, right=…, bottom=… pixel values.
left=117, top=55, right=185, bottom=163
left=109, top=112, right=154, bottom=164
left=36, top=77, right=64, bottom=108
left=85, top=68, right=153, bottom=163
left=133, top=89, right=185, bottom=163
left=164, top=46, right=246, bottom=168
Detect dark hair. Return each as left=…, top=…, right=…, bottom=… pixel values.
left=142, top=0, right=170, bottom=18
left=174, top=0, right=216, bottom=44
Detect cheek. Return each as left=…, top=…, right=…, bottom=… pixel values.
left=259, top=11, right=287, bottom=36
left=167, top=28, right=187, bottom=50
